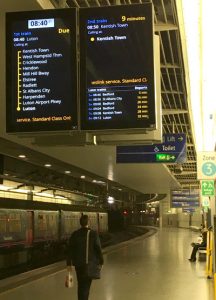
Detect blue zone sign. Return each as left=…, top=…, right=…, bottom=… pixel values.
left=116, top=133, right=186, bottom=163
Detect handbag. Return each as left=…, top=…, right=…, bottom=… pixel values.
left=85, top=230, right=101, bottom=280
left=65, top=271, right=73, bottom=288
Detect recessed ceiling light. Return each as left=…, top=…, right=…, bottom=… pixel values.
left=92, top=179, right=105, bottom=185
left=44, top=164, right=52, bottom=167
left=65, top=170, right=71, bottom=174
left=4, top=173, right=9, bottom=176
left=81, top=175, right=86, bottom=179
left=107, top=196, right=114, bottom=204
left=18, top=154, right=26, bottom=158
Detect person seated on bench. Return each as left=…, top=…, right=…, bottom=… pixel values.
left=188, top=229, right=207, bottom=262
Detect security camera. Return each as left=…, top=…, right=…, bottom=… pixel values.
left=174, top=165, right=183, bottom=174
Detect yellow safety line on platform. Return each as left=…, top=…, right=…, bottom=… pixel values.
left=214, top=273, right=216, bottom=300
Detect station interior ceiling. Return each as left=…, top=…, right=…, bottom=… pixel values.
left=0, top=0, right=199, bottom=206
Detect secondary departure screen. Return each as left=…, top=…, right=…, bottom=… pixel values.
left=6, top=9, right=78, bottom=133
left=80, top=3, right=155, bottom=131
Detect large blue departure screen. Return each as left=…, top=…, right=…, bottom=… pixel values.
left=80, top=4, right=155, bottom=131
left=171, top=190, right=200, bottom=208
left=6, top=9, right=78, bottom=133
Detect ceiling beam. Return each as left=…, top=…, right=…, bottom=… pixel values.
left=175, top=171, right=197, bottom=175
left=155, top=22, right=178, bottom=32
left=161, top=90, right=184, bottom=95
left=161, top=63, right=180, bottom=69
left=162, top=109, right=188, bottom=115
left=176, top=179, right=199, bottom=182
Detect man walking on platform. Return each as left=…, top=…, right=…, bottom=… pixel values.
left=66, top=214, right=104, bottom=300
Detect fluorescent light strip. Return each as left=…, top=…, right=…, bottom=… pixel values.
left=180, top=0, right=216, bottom=151
left=180, top=0, right=203, bottom=151
left=201, top=0, right=216, bottom=150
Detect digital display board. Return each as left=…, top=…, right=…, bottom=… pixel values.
left=171, top=190, right=200, bottom=208
left=79, top=4, right=155, bottom=131
left=6, top=9, right=78, bottom=133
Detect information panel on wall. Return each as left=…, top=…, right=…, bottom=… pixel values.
left=79, top=3, right=155, bottom=131
left=6, top=9, right=78, bottom=133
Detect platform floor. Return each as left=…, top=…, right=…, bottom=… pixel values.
left=0, top=228, right=214, bottom=300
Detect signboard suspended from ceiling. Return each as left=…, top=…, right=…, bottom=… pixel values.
left=6, top=9, right=78, bottom=133
left=6, top=4, right=158, bottom=145
left=171, top=189, right=200, bottom=208
left=116, top=133, right=186, bottom=163
left=79, top=3, right=156, bottom=131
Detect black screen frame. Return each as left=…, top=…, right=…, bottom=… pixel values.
left=79, top=3, right=155, bottom=131
left=6, top=8, right=78, bottom=133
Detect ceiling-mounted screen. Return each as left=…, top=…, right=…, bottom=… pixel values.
left=79, top=3, right=155, bottom=131
left=6, top=9, right=78, bottom=133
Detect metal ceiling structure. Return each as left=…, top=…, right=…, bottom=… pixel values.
left=0, top=0, right=200, bottom=208
left=0, top=138, right=137, bottom=204
left=51, top=0, right=199, bottom=189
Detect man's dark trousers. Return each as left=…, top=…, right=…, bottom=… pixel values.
left=75, top=266, right=92, bottom=300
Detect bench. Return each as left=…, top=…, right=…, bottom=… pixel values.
left=190, top=226, right=200, bottom=232
left=198, top=247, right=207, bottom=261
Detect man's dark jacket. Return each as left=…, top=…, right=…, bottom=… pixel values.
left=66, top=227, right=104, bottom=267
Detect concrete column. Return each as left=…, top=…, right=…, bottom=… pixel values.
left=160, top=194, right=170, bottom=228
left=159, top=194, right=179, bottom=228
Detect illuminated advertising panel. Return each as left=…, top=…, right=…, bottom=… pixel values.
left=79, top=3, right=155, bottom=131
left=6, top=9, right=78, bottom=133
